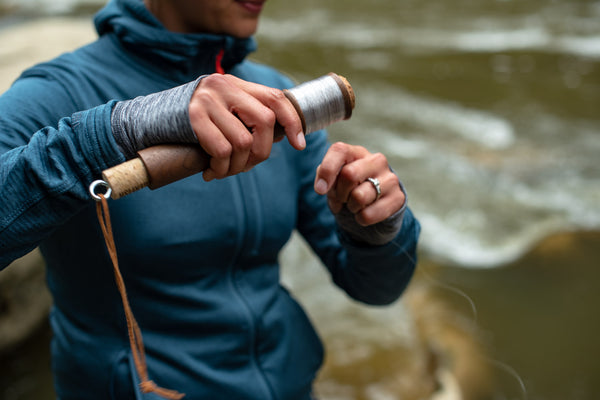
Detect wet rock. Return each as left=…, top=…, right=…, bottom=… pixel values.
left=405, top=269, right=494, bottom=400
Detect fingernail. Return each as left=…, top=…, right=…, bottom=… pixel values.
left=296, top=132, right=306, bottom=149
left=315, top=178, right=328, bottom=194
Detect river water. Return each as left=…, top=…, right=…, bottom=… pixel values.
left=0, top=0, right=599, bottom=400
left=259, top=0, right=600, bottom=268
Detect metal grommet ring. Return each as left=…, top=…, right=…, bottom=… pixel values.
left=366, top=177, right=381, bottom=201
left=89, top=180, right=112, bottom=202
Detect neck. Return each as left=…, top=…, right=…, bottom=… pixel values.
left=143, top=0, right=186, bottom=32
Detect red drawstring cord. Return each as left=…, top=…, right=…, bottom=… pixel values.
left=215, top=49, right=225, bottom=74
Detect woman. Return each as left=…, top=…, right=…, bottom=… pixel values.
left=0, top=0, right=420, bottom=399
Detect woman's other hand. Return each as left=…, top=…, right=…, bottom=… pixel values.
left=314, top=142, right=405, bottom=226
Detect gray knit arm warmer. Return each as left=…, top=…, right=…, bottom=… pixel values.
left=111, top=77, right=204, bottom=159
left=335, top=179, right=408, bottom=246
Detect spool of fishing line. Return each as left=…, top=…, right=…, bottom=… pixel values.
left=284, top=72, right=354, bottom=134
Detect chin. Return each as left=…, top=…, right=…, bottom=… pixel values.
left=224, top=19, right=259, bottom=38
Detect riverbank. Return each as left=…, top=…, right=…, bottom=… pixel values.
left=2, top=230, right=598, bottom=400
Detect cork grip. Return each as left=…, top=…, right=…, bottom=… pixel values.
left=102, top=73, right=355, bottom=199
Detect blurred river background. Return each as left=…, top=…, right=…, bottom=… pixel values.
left=0, top=0, right=599, bottom=399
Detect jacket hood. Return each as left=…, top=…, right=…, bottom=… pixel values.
left=94, top=0, right=257, bottom=80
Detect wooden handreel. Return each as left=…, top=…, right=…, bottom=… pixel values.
left=101, top=73, right=355, bottom=199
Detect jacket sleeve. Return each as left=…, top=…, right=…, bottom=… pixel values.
left=0, top=76, right=126, bottom=268
left=295, top=130, right=421, bottom=305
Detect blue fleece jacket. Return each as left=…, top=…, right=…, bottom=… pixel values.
left=0, top=0, right=420, bottom=399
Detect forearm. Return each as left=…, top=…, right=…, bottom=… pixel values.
left=332, top=207, right=420, bottom=305
left=0, top=71, right=214, bottom=268
left=0, top=104, right=125, bottom=268
left=297, top=132, right=420, bottom=305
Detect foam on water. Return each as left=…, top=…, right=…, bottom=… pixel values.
left=1, top=0, right=84, bottom=14
left=356, top=84, right=516, bottom=149
left=416, top=212, right=567, bottom=268
left=259, top=10, right=600, bottom=60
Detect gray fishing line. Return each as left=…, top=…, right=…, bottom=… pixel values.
left=287, top=75, right=348, bottom=134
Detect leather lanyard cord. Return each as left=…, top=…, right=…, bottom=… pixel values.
left=95, top=194, right=185, bottom=400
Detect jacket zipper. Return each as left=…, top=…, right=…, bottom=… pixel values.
left=228, top=175, right=276, bottom=400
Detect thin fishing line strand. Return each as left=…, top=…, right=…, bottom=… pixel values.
left=288, top=75, right=347, bottom=134
left=418, top=266, right=478, bottom=322
left=385, top=235, right=527, bottom=398
left=384, top=236, right=478, bottom=322
left=486, top=357, right=528, bottom=400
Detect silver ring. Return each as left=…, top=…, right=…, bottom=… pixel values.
left=89, top=180, right=112, bottom=202
left=366, top=177, right=381, bottom=201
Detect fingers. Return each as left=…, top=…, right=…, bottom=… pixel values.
left=197, top=103, right=254, bottom=179
left=351, top=175, right=405, bottom=226
left=314, top=142, right=370, bottom=195
left=315, top=142, right=405, bottom=226
left=189, top=74, right=304, bottom=181
left=225, top=75, right=305, bottom=150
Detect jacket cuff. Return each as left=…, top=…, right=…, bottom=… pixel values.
left=71, top=101, right=127, bottom=175
left=335, top=178, right=407, bottom=246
